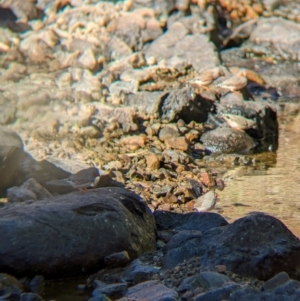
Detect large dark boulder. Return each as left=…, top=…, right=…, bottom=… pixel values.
left=0, top=188, right=156, bottom=277
left=162, top=213, right=300, bottom=280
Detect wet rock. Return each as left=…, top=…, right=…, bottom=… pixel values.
left=0, top=188, right=156, bottom=277
left=122, top=259, right=160, bottom=285
left=104, top=251, right=130, bottom=268
left=201, top=127, right=256, bottom=154
left=124, top=280, right=178, bottom=301
left=0, top=127, right=24, bottom=196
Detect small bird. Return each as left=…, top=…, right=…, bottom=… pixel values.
left=64, top=167, right=101, bottom=189
left=217, top=70, right=247, bottom=92
left=189, top=67, right=225, bottom=88
left=47, top=167, right=101, bottom=190
left=222, top=113, right=256, bottom=131
left=193, top=190, right=217, bottom=212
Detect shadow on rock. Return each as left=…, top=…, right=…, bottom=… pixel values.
left=0, top=188, right=156, bottom=278
left=161, top=212, right=300, bottom=281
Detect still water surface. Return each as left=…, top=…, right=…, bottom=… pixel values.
left=218, top=107, right=300, bottom=237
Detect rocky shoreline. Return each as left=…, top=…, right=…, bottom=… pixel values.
left=1, top=0, right=300, bottom=300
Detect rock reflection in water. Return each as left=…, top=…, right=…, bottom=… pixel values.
left=218, top=111, right=300, bottom=236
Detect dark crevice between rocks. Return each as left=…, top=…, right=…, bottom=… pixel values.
left=72, top=203, right=117, bottom=216
left=158, top=92, right=170, bottom=118
left=0, top=6, right=44, bottom=32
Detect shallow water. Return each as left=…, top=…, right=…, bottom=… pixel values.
left=43, top=278, right=89, bottom=301
left=217, top=105, right=300, bottom=237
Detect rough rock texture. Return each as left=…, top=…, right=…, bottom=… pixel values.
left=160, top=88, right=214, bottom=123
left=178, top=271, right=233, bottom=292
left=215, top=101, right=279, bottom=151
left=154, top=211, right=228, bottom=232
left=193, top=284, right=242, bottom=301
left=0, top=188, right=156, bottom=277
left=145, top=22, right=219, bottom=72
left=162, top=213, right=300, bottom=280
left=244, top=17, right=300, bottom=60
left=0, top=127, right=24, bottom=196
left=124, top=91, right=165, bottom=116
left=106, top=10, right=163, bottom=51
left=0, top=94, right=16, bottom=125
left=229, top=279, right=300, bottom=301
left=124, top=280, right=178, bottom=301
left=201, top=127, right=256, bottom=154
left=122, top=259, right=160, bottom=285
left=7, top=178, right=53, bottom=202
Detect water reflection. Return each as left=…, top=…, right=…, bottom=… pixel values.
left=218, top=110, right=300, bottom=236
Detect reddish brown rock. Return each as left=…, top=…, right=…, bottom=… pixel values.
left=120, top=135, right=146, bottom=147
left=165, top=137, right=189, bottom=151
left=145, top=154, right=160, bottom=170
